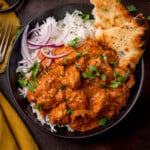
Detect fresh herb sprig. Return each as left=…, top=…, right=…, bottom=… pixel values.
left=68, top=37, right=79, bottom=48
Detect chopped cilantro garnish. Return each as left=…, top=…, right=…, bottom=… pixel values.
left=94, top=54, right=98, bottom=59
left=63, top=57, right=67, bottom=63
left=99, top=83, right=107, bottom=88
left=17, top=71, right=28, bottom=87
left=89, top=65, right=98, bottom=71
left=86, top=51, right=89, bottom=54
left=96, top=72, right=107, bottom=81
left=18, top=77, right=28, bottom=88
left=28, top=61, right=40, bottom=77
left=117, top=69, right=129, bottom=82
left=98, top=117, right=111, bottom=126
left=28, top=82, right=34, bottom=92
left=81, top=13, right=90, bottom=21
left=60, top=85, right=66, bottom=90
left=109, top=81, right=121, bottom=88
left=82, top=70, right=95, bottom=80
left=68, top=37, right=79, bottom=48
left=110, top=61, right=117, bottom=67
left=76, top=52, right=83, bottom=57
left=147, top=16, right=150, bottom=21
left=67, top=109, right=73, bottom=115
left=75, top=65, right=81, bottom=69
left=113, top=71, right=121, bottom=78
left=101, top=53, right=107, bottom=61
left=76, top=49, right=84, bottom=57
left=60, top=74, right=65, bottom=77
left=34, top=104, right=42, bottom=111
left=126, top=5, right=137, bottom=12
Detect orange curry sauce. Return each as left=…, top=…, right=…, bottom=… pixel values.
left=27, top=38, right=135, bottom=132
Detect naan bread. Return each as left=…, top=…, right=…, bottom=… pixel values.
left=90, top=0, right=133, bottom=29
left=90, top=0, right=148, bottom=69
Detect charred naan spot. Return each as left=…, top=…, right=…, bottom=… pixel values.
left=136, top=15, right=145, bottom=26
left=124, top=48, right=128, bottom=52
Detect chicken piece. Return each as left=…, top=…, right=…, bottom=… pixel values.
left=104, top=50, right=119, bottom=65
left=101, top=85, right=130, bottom=118
left=53, top=46, right=77, bottom=65
left=87, top=56, right=102, bottom=68
left=99, top=60, right=113, bottom=79
left=61, top=65, right=81, bottom=89
left=65, top=88, right=88, bottom=110
left=36, top=88, right=57, bottom=110
left=75, top=56, right=87, bottom=71
left=69, top=110, right=99, bottom=131
left=49, top=102, right=70, bottom=125
left=49, top=64, right=65, bottom=78
left=90, top=89, right=107, bottom=115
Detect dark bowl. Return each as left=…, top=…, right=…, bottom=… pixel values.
left=8, top=3, right=144, bottom=138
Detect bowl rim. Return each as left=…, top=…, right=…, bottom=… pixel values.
left=7, top=3, right=145, bottom=139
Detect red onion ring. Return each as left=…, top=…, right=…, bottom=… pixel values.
left=41, top=49, right=73, bottom=59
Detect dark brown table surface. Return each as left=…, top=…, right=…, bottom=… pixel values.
left=0, top=0, right=150, bottom=150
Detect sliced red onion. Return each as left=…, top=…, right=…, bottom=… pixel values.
left=21, top=25, right=33, bottom=65
left=27, top=23, right=52, bottom=45
left=27, top=25, right=40, bottom=37
left=55, top=24, right=69, bottom=45
left=27, top=41, right=63, bottom=48
left=41, top=49, right=73, bottom=59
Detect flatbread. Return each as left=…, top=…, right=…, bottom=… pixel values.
left=90, top=0, right=133, bottom=29
left=90, top=0, right=148, bottom=69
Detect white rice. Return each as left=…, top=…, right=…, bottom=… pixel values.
left=17, top=10, right=96, bottom=132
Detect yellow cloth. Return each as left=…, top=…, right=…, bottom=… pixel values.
left=0, top=0, right=20, bottom=73
left=0, top=92, right=39, bottom=150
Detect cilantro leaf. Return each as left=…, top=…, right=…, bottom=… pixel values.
left=113, top=71, right=121, bottom=78
left=89, top=65, right=98, bottom=71
left=85, top=51, right=89, bottom=54
left=67, top=109, right=73, bottom=115
left=101, top=53, right=107, bottom=61
left=82, top=70, right=95, bottom=80
left=63, top=58, right=67, bottom=63
left=116, top=69, right=129, bottom=82
left=99, top=83, right=107, bottom=88
left=18, top=77, right=28, bottom=88
left=75, top=65, right=81, bottom=69
left=110, top=61, right=117, bottom=67
left=28, top=82, right=34, bottom=92
left=60, top=85, right=66, bottom=90
left=93, top=55, right=98, bottom=59
left=126, top=5, right=137, bottom=12
left=96, top=72, right=107, bottom=81
left=68, top=37, right=79, bottom=48
left=81, top=13, right=90, bottom=21
left=34, top=104, right=42, bottom=111
left=98, top=117, right=111, bottom=126
left=17, top=71, right=28, bottom=87
left=28, top=61, right=40, bottom=77
left=109, top=81, right=121, bottom=88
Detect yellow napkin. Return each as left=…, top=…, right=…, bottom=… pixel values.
left=0, top=92, right=39, bottom=150
left=0, top=0, right=20, bottom=73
